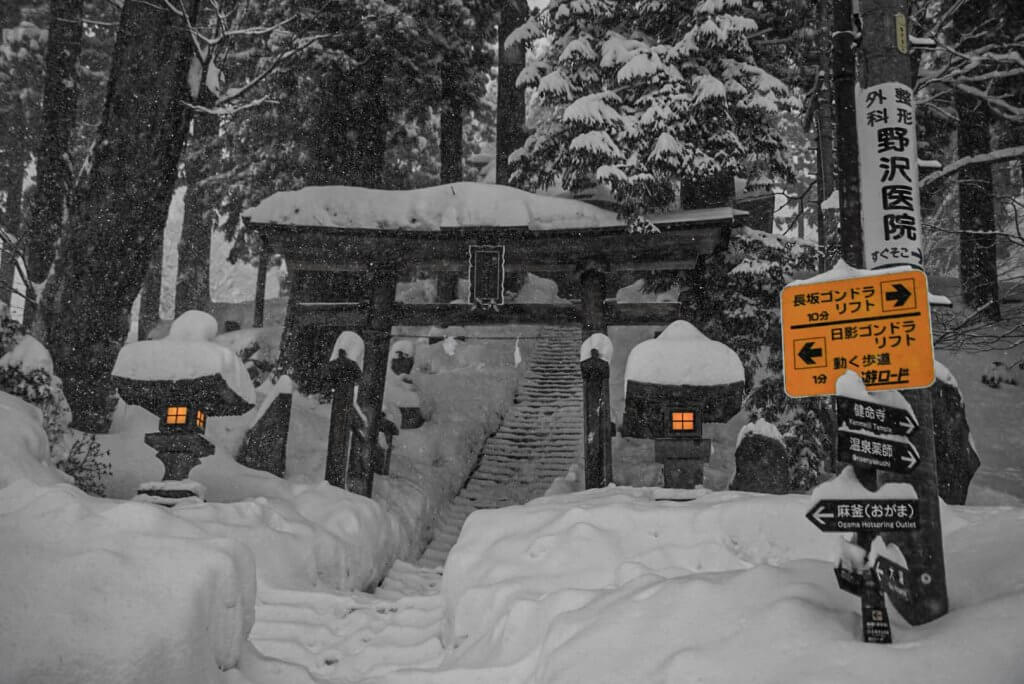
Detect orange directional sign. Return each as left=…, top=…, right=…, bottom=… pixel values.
left=781, top=270, right=934, bottom=397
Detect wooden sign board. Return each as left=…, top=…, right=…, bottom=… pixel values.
left=781, top=270, right=934, bottom=397
left=468, top=245, right=505, bottom=307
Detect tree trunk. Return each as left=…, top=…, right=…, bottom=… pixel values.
left=440, top=102, right=463, bottom=183
left=0, top=98, right=27, bottom=309
left=23, top=0, right=83, bottom=326
left=37, top=0, right=200, bottom=432
left=311, top=66, right=387, bottom=188
left=815, top=0, right=837, bottom=270
left=955, top=93, right=1000, bottom=320
left=496, top=0, right=528, bottom=186
left=138, top=233, right=162, bottom=339
left=175, top=109, right=218, bottom=316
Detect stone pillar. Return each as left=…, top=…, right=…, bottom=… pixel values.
left=325, top=354, right=364, bottom=492
left=580, top=348, right=612, bottom=489
left=655, top=439, right=710, bottom=489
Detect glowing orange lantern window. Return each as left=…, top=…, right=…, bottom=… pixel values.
left=196, top=410, right=206, bottom=430
left=166, top=406, right=188, bottom=426
left=671, top=411, right=695, bottom=432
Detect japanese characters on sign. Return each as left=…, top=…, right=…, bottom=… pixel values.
left=836, top=395, right=918, bottom=437
left=837, top=430, right=920, bottom=473
left=468, top=244, right=505, bottom=308
left=806, top=499, right=920, bottom=532
left=857, top=82, right=924, bottom=270
left=781, top=270, right=935, bottom=396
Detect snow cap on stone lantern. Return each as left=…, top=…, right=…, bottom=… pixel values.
left=621, top=320, right=744, bottom=439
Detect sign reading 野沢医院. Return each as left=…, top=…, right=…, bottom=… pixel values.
left=857, top=81, right=923, bottom=270
left=780, top=269, right=934, bottom=397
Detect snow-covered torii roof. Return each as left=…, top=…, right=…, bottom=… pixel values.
left=243, top=182, right=743, bottom=232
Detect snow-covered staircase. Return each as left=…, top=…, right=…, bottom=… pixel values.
left=419, top=325, right=584, bottom=568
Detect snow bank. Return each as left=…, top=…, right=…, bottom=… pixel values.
left=0, top=391, right=70, bottom=488
left=382, top=487, right=1024, bottom=684
left=624, top=320, right=744, bottom=387
left=100, top=418, right=402, bottom=593
left=441, top=487, right=835, bottom=651
left=0, top=480, right=256, bottom=683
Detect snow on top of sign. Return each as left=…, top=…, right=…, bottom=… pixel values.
left=788, top=259, right=914, bottom=287
left=330, top=331, right=365, bottom=369
left=835, top=370, right=914, bottom=416
left=243, top=182, right=621, bottom=232
left=112, top=311, right=255, bottom=405
left=934, top=360, right=958, bottom=388
left=625, top=320, right=744, bottom=387
left=867, top=535, right=909, bottom=569
left=837, top=538, right=868, bottom=570
left=736, top=418, right=783, bottom=445
left=580, top=333, right=613, bottom=363
left=811, top=466, right=917, bottom=503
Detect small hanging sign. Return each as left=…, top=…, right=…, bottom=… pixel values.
left=469, top=245, right=505, bottom=307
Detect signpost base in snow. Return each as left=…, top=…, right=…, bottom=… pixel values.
left=860, top=568, right=893, bottom=644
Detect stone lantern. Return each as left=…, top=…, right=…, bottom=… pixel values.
left=113, top=311, right=255, bottom=503
left=621, top=321, right=744, bottom=488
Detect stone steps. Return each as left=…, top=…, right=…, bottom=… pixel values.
left=419, top=326, right=583, bottom=568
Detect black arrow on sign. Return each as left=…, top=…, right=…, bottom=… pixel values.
left=837, top=430, right=921, bottom=473
left=798, top=341, right=823, bottom=365
left=885, top=283, right=913, bottom=307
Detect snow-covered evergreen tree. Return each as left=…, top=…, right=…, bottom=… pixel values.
left=509, top=0, right=794, bottom=214
left=686, top=227, right=828, bottom=491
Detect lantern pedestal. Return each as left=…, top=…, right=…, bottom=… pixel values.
left=138, top=431, right=215, bottom=503
left=655, top=439, right=710, bottom=489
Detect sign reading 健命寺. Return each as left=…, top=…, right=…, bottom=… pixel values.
left=781, top=269, right=934, bottom=397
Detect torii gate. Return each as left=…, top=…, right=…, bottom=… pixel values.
left=245, top=182, right=745, bottom=496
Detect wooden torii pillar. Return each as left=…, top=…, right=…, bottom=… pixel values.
left=578, top=259, right=613, bottom=488
left=355, top=262, right=399, bottom=497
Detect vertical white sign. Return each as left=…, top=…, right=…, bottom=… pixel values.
left=857, top=82, right=923, bottom=270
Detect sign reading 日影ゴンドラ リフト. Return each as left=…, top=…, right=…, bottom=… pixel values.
left=781, top=269, right=934, bottom=397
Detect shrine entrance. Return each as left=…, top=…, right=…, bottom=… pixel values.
left=245, top=182, right=745, bottom=496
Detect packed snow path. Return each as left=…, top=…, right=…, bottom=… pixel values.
left=419, top=325, right=584, bottom=568
left=250, top=561, right=447, bottom=681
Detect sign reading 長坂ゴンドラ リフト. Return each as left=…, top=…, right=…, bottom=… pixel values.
left=857, top=82, right=923, bottom=270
